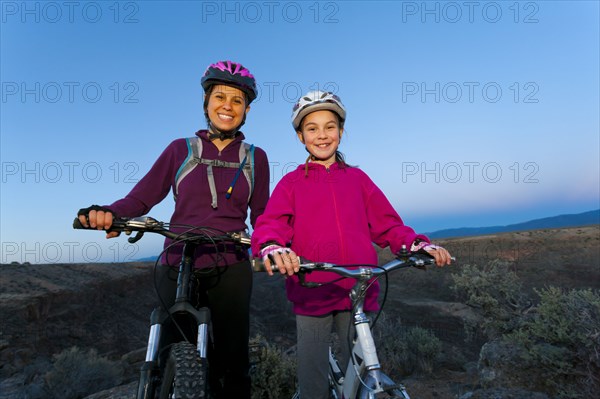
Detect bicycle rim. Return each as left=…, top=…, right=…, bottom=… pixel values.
left=158, top=342, right=209, bottom=399
left=356, top=372, right=411, bottom=399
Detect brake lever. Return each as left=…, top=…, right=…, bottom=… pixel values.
left=412, top=258, right=428, bottom=270
left=231, top=231, right=251, bottom=246
left=297, top=268, right=320, bottom=288
left=127, top=231, right=145, bottom=244
left=396, top=245, right=430, bottom=270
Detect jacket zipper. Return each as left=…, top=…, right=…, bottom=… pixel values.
left=327, top=167, right=346, bottom=263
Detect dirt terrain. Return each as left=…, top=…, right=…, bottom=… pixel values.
left=1, top=225, right=598, bottom=398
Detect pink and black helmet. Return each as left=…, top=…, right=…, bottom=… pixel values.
left=201, top=60, right=258, bottom=104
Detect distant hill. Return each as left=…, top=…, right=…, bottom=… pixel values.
left=132, top=210, right=599, bottom=260
left=427, top=209, right=600, bottom=239
left=136, top=256, right=159, bottom=262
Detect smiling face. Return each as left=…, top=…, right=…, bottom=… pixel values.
left=206, top=84, right=250, bottom=132
left=297, top=110, right=343, bottom=166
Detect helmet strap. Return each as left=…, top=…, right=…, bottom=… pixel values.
left=207, top=121, right=240, bottom=140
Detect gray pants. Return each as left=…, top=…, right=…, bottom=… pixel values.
left=296, top=311, right=352, bottom=399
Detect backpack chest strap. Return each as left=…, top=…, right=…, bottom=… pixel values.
left=197, top=158, right=244, bottom=169
left=197, top=158, right=249, bottom=208
left=174, top=137, right=254, bottom=208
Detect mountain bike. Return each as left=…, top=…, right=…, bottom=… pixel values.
left=257, top=249, right=443, bottom=399
left=73, top=216, right=252, bottom=399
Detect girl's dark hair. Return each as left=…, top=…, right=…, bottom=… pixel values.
left=334, top=150, right=348, bottom=167
left=332, top=113, right=348, bottom=167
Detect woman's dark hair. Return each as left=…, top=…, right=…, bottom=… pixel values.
left=203, top=85, right=250, bottom=128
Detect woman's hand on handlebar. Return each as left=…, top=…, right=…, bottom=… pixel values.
left=260, top=245, right=300, bottom=276
left=77, top=205, right=120, bottom=239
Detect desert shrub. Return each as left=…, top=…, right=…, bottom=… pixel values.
left=404, top=326, right=442, bottom=374
left=43, top=346, right=124, bottom=399
left=506, top=287, right=600, bottom=398
left=451, top=260, right=528, bottom=340
left=376, top=317, right=442, bottom=376
left=250, top=335, right=296, bottom=399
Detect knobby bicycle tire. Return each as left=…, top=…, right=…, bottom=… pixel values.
left=158, top=342, right=209, bottom=399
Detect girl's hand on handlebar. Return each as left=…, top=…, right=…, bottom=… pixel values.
left=260, top=245, right=300, bottom=276
left=424, top=245, right=453, bottom=267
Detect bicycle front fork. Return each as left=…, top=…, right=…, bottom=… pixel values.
left=136, top=306, right=211, bottom=399
left=136, top=307, right=166, bottom=399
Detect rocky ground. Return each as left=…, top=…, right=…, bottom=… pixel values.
left=1, top=225, right=598, bottom=398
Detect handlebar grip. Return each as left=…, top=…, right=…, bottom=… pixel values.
left=251, top=258, right=275, bottom=272
left=72, top=217, right=126, bottom=232
left=73, top=218, right=87, bottom=229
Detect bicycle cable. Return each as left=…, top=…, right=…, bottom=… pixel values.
left=151, top=223, right=245, bottom=346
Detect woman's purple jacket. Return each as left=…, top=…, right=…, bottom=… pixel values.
left=107, top=130, right=270, bottom=268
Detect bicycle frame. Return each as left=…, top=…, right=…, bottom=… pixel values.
left=137, top=240, right=211, bottom=399
left=327, top=269, right=411, bottom=399
left=74, top=216, right=251, bottom=399
left=284, top=252, right=438, bottom=399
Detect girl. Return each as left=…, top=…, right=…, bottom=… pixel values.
left=251, top=90, right=452, bottom=399
left=77, top=61, right=269, bottom=399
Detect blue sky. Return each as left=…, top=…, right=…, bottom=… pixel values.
left=1, top=1, right=599, bottom=263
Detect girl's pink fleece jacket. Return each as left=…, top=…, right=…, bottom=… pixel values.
left=251, top=162, right=429, bottom=316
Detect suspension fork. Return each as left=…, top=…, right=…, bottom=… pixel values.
left=137, top=242, right=207, bottom=398
left=137, top=306, right=168, bottom=399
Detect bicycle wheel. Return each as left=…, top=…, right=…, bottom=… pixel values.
left=158, top=342, right=209, bottom=399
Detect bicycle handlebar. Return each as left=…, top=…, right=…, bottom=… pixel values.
left=74, top=216, right=451, bottom=281
left=73, top=216, right=251, bottom=246
left=251, top=252, right=448, bottom=287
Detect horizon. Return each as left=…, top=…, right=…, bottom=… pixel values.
left=2, top=208, right=597, bottom=265
left=424, top=208, right=600, bottom=232
left=2, top=1, right=599, bottom=263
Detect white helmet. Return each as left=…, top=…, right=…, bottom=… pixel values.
left=291, top=90, right=346, bottom=130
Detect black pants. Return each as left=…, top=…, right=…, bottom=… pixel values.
left=156, top=261, right=252, bottom=399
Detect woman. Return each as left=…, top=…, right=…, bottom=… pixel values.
left=77, top=60, right=269, bottom=398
